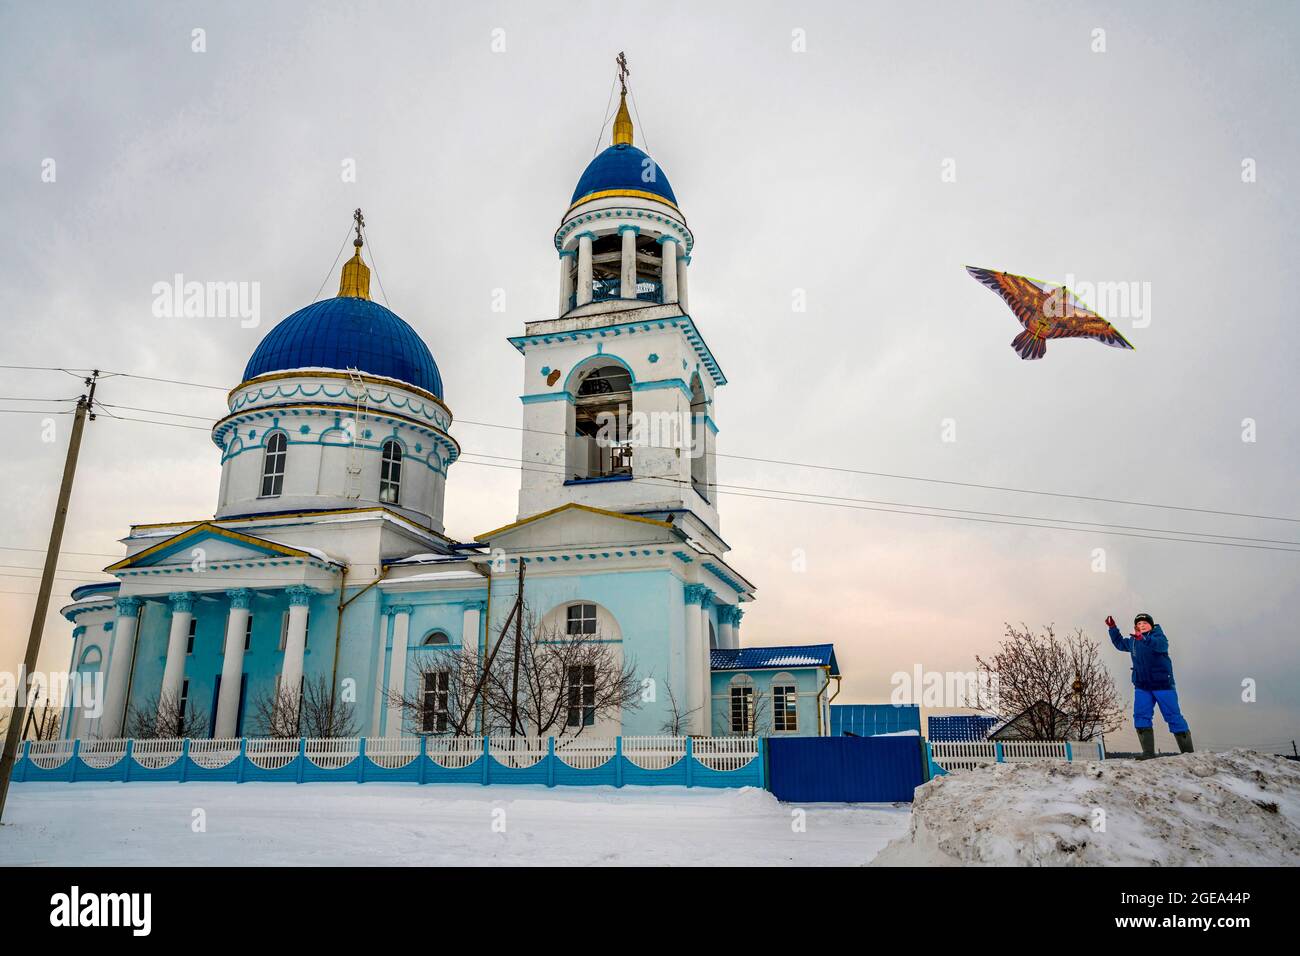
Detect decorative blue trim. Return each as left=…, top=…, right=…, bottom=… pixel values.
left=632, top=378, right=692, bottom=399
left=508, top=316, right=727, bottom=387
left=563, top=474, right=633, bottom=486
left=701, top=562, right=748, bottom=595
left=286, top=585, right=314, bottom=608
left=520, top=392, right=575, bottom=405
left=115, top=597, right=143, bottom=618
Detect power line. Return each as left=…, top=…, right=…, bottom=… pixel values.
left=9, top=365, right=1300, bottom=528
left=82, top=399, right=1300, bottom=553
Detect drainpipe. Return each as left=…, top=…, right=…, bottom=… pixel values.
left=328, top=563, right=392, bottom=721
left=814, top=667, right=831, bottom=737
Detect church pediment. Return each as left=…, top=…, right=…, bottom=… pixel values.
left=106, top=522, right=335, bottom=572
left=475, top=504, right=677, bottom=550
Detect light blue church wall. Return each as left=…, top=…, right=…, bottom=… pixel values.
left=481, top=566, right=688, bottom=736
left=709, top=666, right=830, bottom=737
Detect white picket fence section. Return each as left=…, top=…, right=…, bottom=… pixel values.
left=693, top=736, right=760, bottom=772
left=188, top=738, right=241, bottom=769
left=425, top=736, right=481, bottom=769
left=553, top=736, right=617, bottom=769
left=364, top=736, right=421, bottom=769
left=489, top=736, right=547, bottom=768
left=27, top=739, right=77, bottom=770
left=622, top=735, right=688, bottom=770
left=245, top=737, right=300, bottom=770
left=929, top=739, right=1105, bottom=772
left=131, top=738, right=186, bottom=769
left=304, top=737, right=361, bottom=769
left=79, top=738, right=128, bottom=769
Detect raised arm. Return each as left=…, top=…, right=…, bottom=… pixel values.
left=1107, top=617, right=1131, bottom=652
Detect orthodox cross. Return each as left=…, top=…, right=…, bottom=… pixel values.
left=353, top=207, right=365, bottom=246
left=616, top=51, right=630, bottom=94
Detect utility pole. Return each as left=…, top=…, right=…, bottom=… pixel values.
left=508, top=561, right=525, bottom=737
left=0, top=371, right=98, bottom=824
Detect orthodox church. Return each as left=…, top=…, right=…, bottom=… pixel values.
left=59, top=78, right=842, bottom=742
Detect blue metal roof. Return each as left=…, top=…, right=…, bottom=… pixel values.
left=830, top=704, right=921, bottom=737
left=69, top=581, right=120, bottom=602
left=571, top=144, right=677, bottom=207
left=711, top=644, right=839, bottom=676
left=927, top=715, right=999, bottom=742
left=243, top=296, right=443, bottom=397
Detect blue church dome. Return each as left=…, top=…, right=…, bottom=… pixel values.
left=571, top=144, right=677, bottom=208
left=243, top=296, right=444, bottom=398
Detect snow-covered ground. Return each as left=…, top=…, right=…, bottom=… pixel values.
left=875, top=749, right=1300, bottom=866
left=0, top=783, right=911, bottom=866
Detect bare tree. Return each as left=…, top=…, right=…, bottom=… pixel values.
left=657, top=680, right=701, bottom=735
left=975, top=623, right=1123, bottom=740
left=712, top=681, right=770, bottom=736
left=125, top=692, right=209, bottom=740
left=249, top=676, right=360, bottom=738
left=387, top=646, right=493, bottom=737
left=390, top=601, right=641, bottom=739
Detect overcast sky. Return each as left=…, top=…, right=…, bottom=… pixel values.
left=2, top=1, right=1296, bottom=751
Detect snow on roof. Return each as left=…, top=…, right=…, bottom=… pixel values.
left=711, top=644, right=840, bottom=676
left=385, top=570, right=485, bottom=584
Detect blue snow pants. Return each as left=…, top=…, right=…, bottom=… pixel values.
left=1134, top=687, right=1189, bottom=734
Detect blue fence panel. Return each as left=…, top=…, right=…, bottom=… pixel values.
left=830, top=703, right=921, bottom=737
left=927, top=715, right=998, bottom=741
left=767, top=735, right=925, bottom=803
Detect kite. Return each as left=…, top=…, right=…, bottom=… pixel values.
left=966, top=266, right=1135, bottom=360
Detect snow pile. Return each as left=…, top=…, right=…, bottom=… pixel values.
left=873, top=750, right=1300, bottom=866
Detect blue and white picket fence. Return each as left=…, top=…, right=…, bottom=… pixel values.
left=11, top=735, right=764, bottom=789
left=925, top=738, right=1106, bottom=775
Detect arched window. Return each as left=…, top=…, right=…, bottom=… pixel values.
left=771, top=673, right=798, bottom=733
left=422, top=630, right=450, bottom=646
left=690, top=375, right=708, bottom=500
left=728, top=675, right=756, bottom=735
left=379, top=440, right=403, bottom=504
left=570, top=363, right=633, bottom=480
left=260, top=432, right=287, bottom=498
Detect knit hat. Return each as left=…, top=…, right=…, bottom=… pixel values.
left=1134, top=612, right=1154, bottom=627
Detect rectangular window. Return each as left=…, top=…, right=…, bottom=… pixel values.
left=422, top=671, right=450, bottom=734
left=179, top=679, right=190, bottom=723
left=566, top=603, right=597, bottom=636
left=244, top=614, right=253, bottom=651
left=279, top=611, right=309, bottom=651
left=773, top=684, right=798, bottom=732
left=566, top=665, right=596, bottom=727
left=730, top=685, right=754, bottom=734
left=186, top=617, right=197, bottom=654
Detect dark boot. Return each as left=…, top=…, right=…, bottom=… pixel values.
left=1174, top=731, right=1194, bottom=754
left=1136, top=727, right=1156, bottom=760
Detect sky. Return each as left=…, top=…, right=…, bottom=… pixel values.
left=1, top=1, right=1296, bottom=752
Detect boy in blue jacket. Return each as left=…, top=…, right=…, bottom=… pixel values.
left=1107, top=613, right=1193, bottom=758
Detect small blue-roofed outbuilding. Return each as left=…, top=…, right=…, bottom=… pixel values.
left=829, top=703, right=921, bottom=737
left=710, top=644, right=840, bottom=737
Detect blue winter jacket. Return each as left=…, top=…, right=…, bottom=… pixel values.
left=1109, top=624, right=1175, bottom=691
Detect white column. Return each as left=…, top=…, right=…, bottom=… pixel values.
left=684, top=585, right=706, bottom=734
left=619, top=226, right=638, bottom=298
left=215, top=589, right=251, bottom=738
left=698, top=591, right=715, bottom=735
left=718, top=606, right=736, bottom=652
left=384, top=605, right=412, bottom=736
left=99, top=597, right=141, bottom=738
left=280, top=586, right=312, bottom=709
left=677, top=254, right=690, bottom=312
left=576, top=232, right=594, bottom=306
left=558, top=250, right=576, bottom=315
left=158, top=592, right=195, bottom=729
left=461, top=602, right=482, bottom=655
left=660, top=237, right=679, bottom=304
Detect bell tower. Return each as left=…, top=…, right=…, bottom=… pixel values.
left=510, top=55, right=727, bottom=551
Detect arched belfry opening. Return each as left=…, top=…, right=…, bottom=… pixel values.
left=568, top=362, right=634, bottom=481
left=690, top=373, right=708, bottom=499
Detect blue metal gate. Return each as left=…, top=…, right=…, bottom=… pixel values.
left=766, top=736, right=925, bottom=802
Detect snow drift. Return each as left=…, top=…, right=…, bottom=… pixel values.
left=873, top=749, right=1300, bottom=866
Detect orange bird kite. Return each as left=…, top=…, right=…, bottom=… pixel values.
left=966, top=266, right=1135, bottom=360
